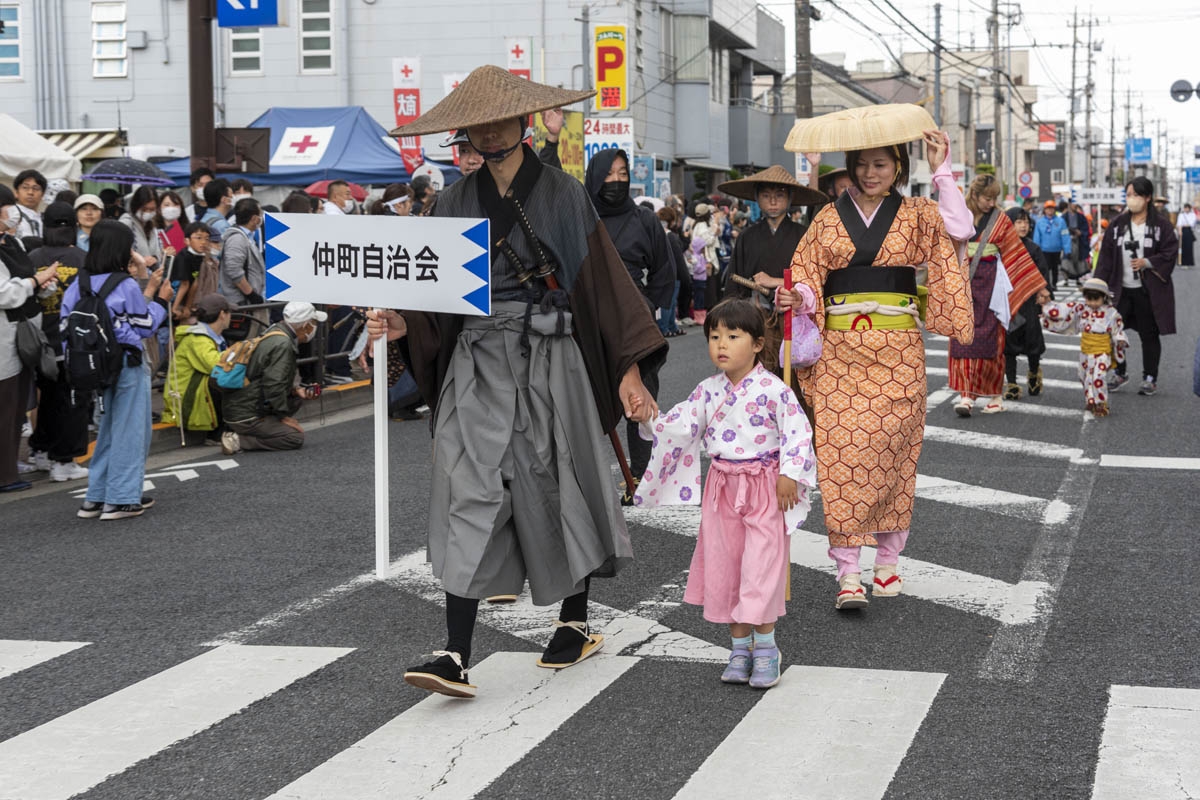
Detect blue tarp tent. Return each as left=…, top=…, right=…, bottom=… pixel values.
left=159, top=106, right=460, bottom=187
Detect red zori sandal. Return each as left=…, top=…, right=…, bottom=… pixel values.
left=872, top=565, right=903, bottom=597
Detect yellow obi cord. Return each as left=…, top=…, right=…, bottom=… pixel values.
left=825, top=292, right=920, bottom=330
left=1080, top=332, right=1113, bottom=355
left=966, top=242, right=1001, bottom=258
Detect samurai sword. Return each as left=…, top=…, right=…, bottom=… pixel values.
left=728, top=273, right=773, bottom=297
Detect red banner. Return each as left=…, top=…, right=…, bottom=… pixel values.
left=393, top=57, right=422, bottom=171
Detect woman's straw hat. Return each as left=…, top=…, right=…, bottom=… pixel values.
left=785, top=103, right=936, bottom=153
left=390, top=65, right=595, bottom=137
left=717, top=165, right=826, bottom=206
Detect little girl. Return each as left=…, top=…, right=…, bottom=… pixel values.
left=633, top=298, right=817, bottom=689
left=1038, top=275, right=1128, bottom=417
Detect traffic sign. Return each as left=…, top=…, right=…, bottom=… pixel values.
left=1018, top=171, right=1032, bottom=186
left=1186, top=167, right=1200, bottom=184
left=216, top=0, right=280, bottom=27
left=1125, top=138, right=1153, bottom=165
left=262, top=213, right=491, bottom=316
left=1018, top=186, right=1032, bottom=199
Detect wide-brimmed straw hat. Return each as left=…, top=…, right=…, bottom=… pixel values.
left=391, top=65, right=595, bottom=137
left=717, top=165, right=826, bottom=206
left=818, top=167, right=849, bottom=193
left=785, top=103, right=936, bottom=153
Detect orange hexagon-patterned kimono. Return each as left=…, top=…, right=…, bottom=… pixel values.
left=790, top=195, right=974, bottom=546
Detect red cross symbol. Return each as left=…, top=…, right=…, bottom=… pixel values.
left=511, top=43, right=524, bottom=59
left=400, top=63, right=413, bottom=78
left=289, top=135, right=319, bottom=154
left=452, top=80, right=460, bottom=89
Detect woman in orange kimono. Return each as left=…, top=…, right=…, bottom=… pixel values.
left=778, top=106, right=974, bottom=610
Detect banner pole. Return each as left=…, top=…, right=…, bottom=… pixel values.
left=373, top=329, right=390, bottom=579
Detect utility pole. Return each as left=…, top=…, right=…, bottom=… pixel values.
left=934, top=3, right=943, bottom=126
left=990, top=0, right=1002, bottom=176
left=1005, top=9, right=1015, bottom=196
left=1083, top=18, right=1094, bottom=187
left=1066, top=9, right=1077, bottom=188
left=1109, top=57, right=1116, bottom=184
left=794, top=0, right=813, bottom=119
left=581, top=5, right=591, bottom=92
left=188, top=0, right=216, bottom=172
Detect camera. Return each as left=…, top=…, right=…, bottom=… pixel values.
left=300, top=382, right=322, bottom=398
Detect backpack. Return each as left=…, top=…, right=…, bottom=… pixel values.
left=63, top=272, right=130, bottom=395
left=210, top=329, right=287, bottom=390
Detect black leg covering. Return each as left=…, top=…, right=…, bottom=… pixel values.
left=445, top=592, right=480, bottom=668
left=558, top=577, right=591, bottom=623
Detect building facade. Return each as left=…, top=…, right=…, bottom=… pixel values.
left=2, top=0, right=794, bottom=194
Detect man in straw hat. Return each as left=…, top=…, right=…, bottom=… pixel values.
left=367, top=65, right=665, bottom=698
left=775, top=103, right=975, bottom=610
left=719, top=166, right=825, bottom=376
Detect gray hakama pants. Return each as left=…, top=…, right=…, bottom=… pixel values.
left=428, top=301, right=633, bottom=606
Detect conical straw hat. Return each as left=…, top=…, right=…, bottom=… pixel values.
left=717, top=165, right=827, bottom=206
left=785, top=104, right=935, bottom=153
left=390, top=65, right=595, bottom=137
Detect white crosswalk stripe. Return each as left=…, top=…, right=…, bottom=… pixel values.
left=673, top=665, right=946, bottom=800
left=0, top=645, right=353, bottom=800
left=267, top=651, right=638, bottom=800
left=1091, top=685, right=1200, bottom=799
left=925, top=365, right=1082, bottom=391
left=0, top=640, right=90, bottom=680
left=924, top=348, right=1081, bottom=370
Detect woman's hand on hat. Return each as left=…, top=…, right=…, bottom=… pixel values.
left=923, top=129, right=949, bottom=173
left=804, top=152, right=821, bottom=167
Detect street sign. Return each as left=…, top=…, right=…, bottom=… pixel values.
left=1018, top=186, right=1032, bottom=199
left=1018, top=171, right=1032, bottom=186
left=262, top=213, right=491, bottom=316
left=506, top=37, right=532, bottom=81
left=1185, top=167, right=1200, bottom=184
left=216, top=0, right=280, bottom=27
left=1125, top=138, right=1153, bottom=164
left=583, top=117, right=634, bottom=164
left=1071, top=186, right=1126, bottom=205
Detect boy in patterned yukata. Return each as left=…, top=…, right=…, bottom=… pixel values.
left=1038, top=276, right=1128, bottom=418
left=633, top=299, right=817, bottom=689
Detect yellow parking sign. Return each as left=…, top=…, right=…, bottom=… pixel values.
left=594, top=25, right=628, bottom=111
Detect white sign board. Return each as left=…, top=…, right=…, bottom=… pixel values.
left=263, top=213, right=491, bottom=315
left=794, top=153, right=812, bottom=185
left=584, top=117, right=634, bottom=165
left=270, top=126, right=336, bottom=167
left=1071, top=186, right=1126, bottom=205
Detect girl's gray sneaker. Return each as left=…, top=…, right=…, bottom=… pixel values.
left=749, top=647, right=782, bottom=689
left=721, top=648, right=753, bottom=684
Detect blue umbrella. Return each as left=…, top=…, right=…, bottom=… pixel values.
left=82, top=157, right=176, bottom=187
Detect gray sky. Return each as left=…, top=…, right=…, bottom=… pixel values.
left=761, top=0, right=1200, bottom=183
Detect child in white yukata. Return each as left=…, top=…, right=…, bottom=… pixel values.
left=632, top=299, right=817, bottom=689
left=1038, top=275, right=1128, bottom=417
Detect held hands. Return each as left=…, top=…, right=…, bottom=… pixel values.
left=365, top=309, right=407, bottom=347
left=777, top=475, right=800, bottom=512
left=620, top=365, right=658, bottom=424
left=923, top=129, right=950, bottom=173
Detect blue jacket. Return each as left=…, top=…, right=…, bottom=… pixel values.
left=1034, top=213, right=1071, bottom=254
left=60, top=272, right=168, bottom=351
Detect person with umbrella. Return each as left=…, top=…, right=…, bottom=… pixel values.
left=775, top=104, right=975, bottom=610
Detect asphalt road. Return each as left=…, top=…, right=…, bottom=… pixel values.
left=1, top=270, right=1198, bottom=800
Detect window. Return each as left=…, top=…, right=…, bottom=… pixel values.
left=658, top=8, right=674, bottom=81
left=91, top=1, right=127, bottom=77
left=299, top=0, right=333, bottom=74
left=0, top=4, right=19, bottom=78
left=673, top=15, right=707, bottom=82
left=1050, top=168, right=1065, bottom=184
left=230, top=27, right=262, bottom=75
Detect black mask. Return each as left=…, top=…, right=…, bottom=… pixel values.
left=598, top=180, right=629, bottom=207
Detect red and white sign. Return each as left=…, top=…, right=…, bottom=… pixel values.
left=506, top=37, right=532, bottom=80
left=393, top=57, right=423, bottom=173
left=1038, top=123, right=1057, bottom=152
left=1018, top=170, right=1032, bottom=186
left=270, top=126, right=336, bottom=167
left=442, top=72, right=467, bottom=98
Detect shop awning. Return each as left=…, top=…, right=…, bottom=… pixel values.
left=38, top=129, right=126, bottom=160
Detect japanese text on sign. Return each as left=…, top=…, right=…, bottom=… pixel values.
left=312, top=241, right=439, bottom=282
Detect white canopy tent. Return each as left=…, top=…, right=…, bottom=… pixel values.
left=0, top=113, right=82, bottom=183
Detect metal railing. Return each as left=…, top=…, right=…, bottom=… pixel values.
left=227, top=301, right=364, bottom=387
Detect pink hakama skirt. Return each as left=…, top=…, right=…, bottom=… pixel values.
left=683, top=456, right=789, bottom=625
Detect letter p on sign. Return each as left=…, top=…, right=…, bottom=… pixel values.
left=597, top=46, right=623, bottom=81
